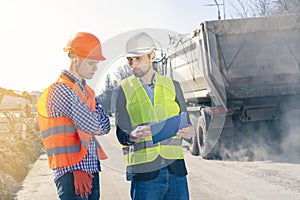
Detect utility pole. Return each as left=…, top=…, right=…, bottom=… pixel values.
left=213, top=0, right=221, bottom=19
left=203, top=0, right=225, bottom=20
left=223, top=0, right=226, bottom=19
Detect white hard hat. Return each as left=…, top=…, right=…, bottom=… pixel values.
left=125, top=32, right=156, bottom=57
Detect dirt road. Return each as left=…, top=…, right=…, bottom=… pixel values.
left=15, top=120, right=300, bottom=200
left=185, top=154, right=300, bottom=200
left=100, top=118, right=300, bottom=200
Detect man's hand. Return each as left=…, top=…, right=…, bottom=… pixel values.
left=176, top=126, right=194, bottom=139
left=73, top=170, right=94, bottom=198
left=130, top=126, right=152, bottom=142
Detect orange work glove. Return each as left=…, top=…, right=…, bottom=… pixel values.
left=73, top=170, right=94, bottom=197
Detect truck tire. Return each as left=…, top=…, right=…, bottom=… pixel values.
left=198, top=115, right=207, bottom=158
left=198, top=115, right=220, bottom=159
left=189, top=129, right=200, bottom=156
left=189, top=112, right=200, bottom=156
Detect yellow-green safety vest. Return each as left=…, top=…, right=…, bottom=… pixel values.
left=120, top=73, right=184, bottom=167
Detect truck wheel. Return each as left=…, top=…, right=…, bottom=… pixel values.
left=199, top=114, right=222, bottom=159
left=189, top=129, right=200, bottom=156
left=198, top=115, right=207, bottom=158
left=188, top=112, right=201, bottom=156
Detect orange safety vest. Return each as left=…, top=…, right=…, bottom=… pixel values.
left=36, top=74, right=107, bottom=169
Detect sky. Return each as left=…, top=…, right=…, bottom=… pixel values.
left=0, top=0, right=232, bottom=93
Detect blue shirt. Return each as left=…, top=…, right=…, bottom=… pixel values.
left=47, top=70, right=110, bottom=181
left=139, top=73, right=156, bottom=105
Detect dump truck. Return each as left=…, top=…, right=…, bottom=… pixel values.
left=164, top=14, right=300, bottom=159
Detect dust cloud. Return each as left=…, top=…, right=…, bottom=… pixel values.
left=221, top=108, right=300, bottom=163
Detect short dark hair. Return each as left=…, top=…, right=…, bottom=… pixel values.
left=68, top=51, right=75, bottom=58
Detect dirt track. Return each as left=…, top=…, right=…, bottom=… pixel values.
left=185, top=152, right=300, bottom=200
left=14, top=118, right=300, bottom=200
left=100, top=121, right=300, bottom=200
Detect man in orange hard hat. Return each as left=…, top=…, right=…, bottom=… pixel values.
left=36, top=32, right=110, bottom=200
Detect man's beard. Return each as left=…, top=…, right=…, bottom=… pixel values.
left=132, top=64, right=151, bottom=77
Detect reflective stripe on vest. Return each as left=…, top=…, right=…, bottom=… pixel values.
left=120, top=74, right=184, bottom=166
left=37, top=113, right=87, bottom=169
left=122, top=137, right=182, bottom=155
left=36, top=74, right=107, bottom=169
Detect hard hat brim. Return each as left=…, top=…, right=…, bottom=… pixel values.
left=125, top=48, right=155, bottom=57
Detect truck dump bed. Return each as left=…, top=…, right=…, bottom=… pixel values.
left=167, top=14, right=300, bottom=159
left=211, top=14, right=300, bottom=99
left=168, top=14, right=300, bottom=103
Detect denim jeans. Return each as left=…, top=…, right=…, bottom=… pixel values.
left=130, top=167, right=189, bottom=200
left=55, top=171, right=100, bottom=200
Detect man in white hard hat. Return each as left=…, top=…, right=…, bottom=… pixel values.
left=115, top=32, right=193, bottom=200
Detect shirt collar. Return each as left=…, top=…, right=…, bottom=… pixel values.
left=139, top=72, right=156, bottom=87
left=61, top=70, right=85, bottom=88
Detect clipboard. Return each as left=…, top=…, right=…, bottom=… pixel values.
left=150, top=112, right=188, bottom=144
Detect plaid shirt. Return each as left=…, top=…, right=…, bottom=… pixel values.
left=47, top=70, right=110, bottom=181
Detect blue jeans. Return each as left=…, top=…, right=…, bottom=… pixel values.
left=130, top=167, right=189, bottom=200
left=55, top=171, right=100, bottom=200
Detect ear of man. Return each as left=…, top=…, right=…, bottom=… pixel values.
left=150, top=51, right=156, bottom=62
left=69, top=53, right=81, bottom=74
left=74, top=57, right=82, bottom=72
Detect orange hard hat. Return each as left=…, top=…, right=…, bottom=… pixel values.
left=63, top=32, right=106, bottom=61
